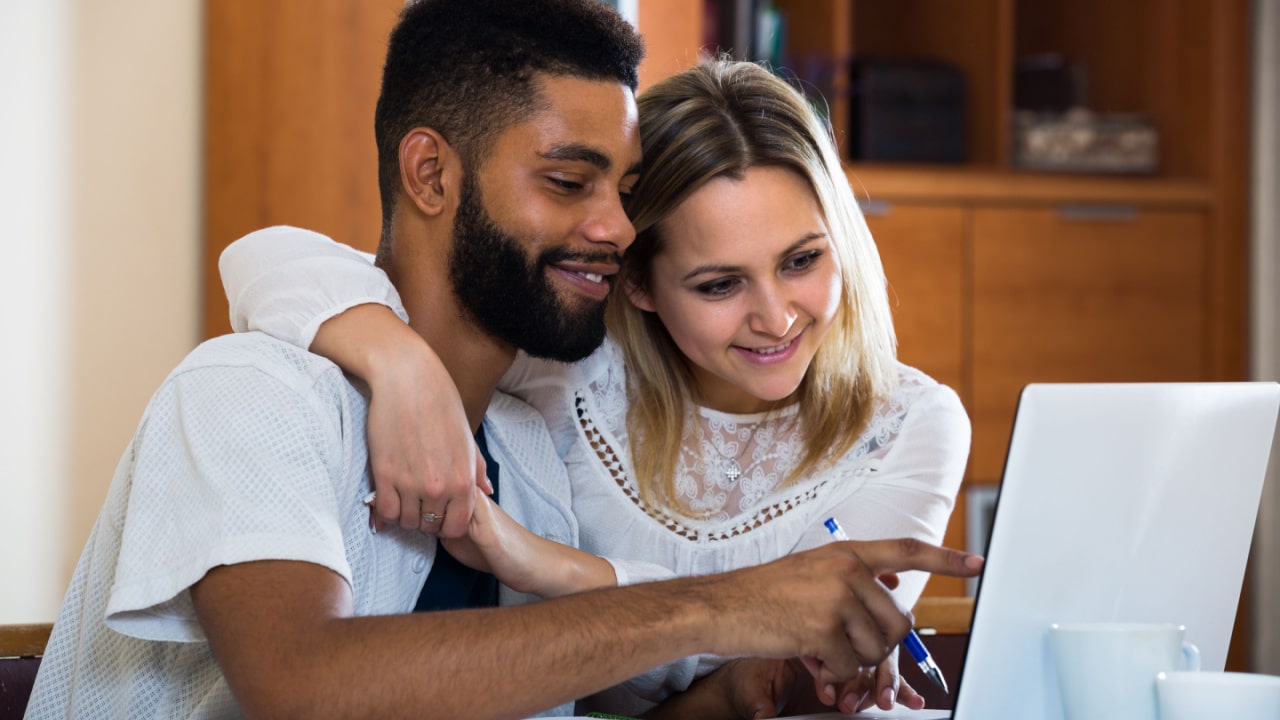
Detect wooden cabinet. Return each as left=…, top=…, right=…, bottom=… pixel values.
left=970, top=205, right=1209, bottom=480
left=689, top=0, right=1248, bottom=182
left=867, top=204, right=967, bottom=396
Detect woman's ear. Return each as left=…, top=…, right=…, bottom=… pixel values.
left=399, top=128, right=452, bottom=216
left=623, top=272, right=656, bottom=312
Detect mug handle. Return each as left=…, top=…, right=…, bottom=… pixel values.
left=1181, top=641, right=1201, bottom=671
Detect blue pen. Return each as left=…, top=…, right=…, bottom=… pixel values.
left=824, top=517, right=949, bottom=694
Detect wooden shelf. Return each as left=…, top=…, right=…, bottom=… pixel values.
left=0, top=624, right=53, bottom=659
left=844, top=164, right=1215, bottom=206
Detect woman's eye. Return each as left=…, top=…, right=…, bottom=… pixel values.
left=785, top=250, right=822, bottom=272
left=696, top=278, right=739, bottom=297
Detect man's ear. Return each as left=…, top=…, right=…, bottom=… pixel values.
left=399, top=128, right=454, bottom=216
left=623, top=272, right=656, bottom=312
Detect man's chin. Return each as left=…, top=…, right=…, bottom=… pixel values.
left=521, top=338, right=602, bottom=363
left=521, top=314, right=606, bottom=362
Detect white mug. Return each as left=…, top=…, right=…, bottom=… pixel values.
left=1156, top=670, right=1280, bottom=719
left=1049, top=622, right=1200, bottom=720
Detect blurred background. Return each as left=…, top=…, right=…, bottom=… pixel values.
left=1, top=0, right=1277, bottom=672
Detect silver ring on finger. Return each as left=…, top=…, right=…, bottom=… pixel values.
left=422, top=511, right=445, bottom=524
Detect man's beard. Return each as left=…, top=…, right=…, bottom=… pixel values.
left=448, top=175, right=614, bottom=362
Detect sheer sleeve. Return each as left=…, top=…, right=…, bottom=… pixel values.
left=796, top=383, right=970, bottom=608
left=219, top=225, right=408, bottom=350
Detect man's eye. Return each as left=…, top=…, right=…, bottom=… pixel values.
left=549, top=178, right=584, bottom=192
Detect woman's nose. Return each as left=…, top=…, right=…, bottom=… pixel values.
left=748, top=285, right=797, bottom=338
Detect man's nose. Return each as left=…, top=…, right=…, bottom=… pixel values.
left=581, top=193, right=636, bottom=253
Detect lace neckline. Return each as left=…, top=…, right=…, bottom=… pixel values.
left=575, top=352, right=932, bottom=542
left=694, top=402, right=800, bottom=424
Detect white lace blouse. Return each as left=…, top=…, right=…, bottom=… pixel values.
left=220, top=225, right=971, bottom=708
left=504, top=336, right=969, bottom=602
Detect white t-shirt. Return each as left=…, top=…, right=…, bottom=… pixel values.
left=218, top=226, right=971, bottom=713
left=25, top=332, right=593, bottom=719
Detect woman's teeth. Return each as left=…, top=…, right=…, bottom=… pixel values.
left=752, top=338, right=794, bottom=355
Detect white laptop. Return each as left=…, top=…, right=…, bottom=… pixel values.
left=822, top=382, right=1280, bottom=720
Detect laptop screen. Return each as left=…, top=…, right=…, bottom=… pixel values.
left=948, top=383, right=1279, bottom=720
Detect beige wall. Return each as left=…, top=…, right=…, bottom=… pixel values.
left=0, top=1, right=201, bottom=623
left=1253, top=0, right=1280, bottom=674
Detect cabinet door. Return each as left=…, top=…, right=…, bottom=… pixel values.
left=865, top=203, right=970, bottom=597
left=969, top=205, right=1208, bottom=481
left=203, top=0, right=403, bottom=338
left=865, top=203, right=968, bottom=396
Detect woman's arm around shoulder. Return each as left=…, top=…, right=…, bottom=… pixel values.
left=219, top=225, right=407, bottom=349
left=219, top=225, right=481, bottom=538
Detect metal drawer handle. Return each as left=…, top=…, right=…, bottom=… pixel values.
left=1057, top=203, right=1139, bottom=222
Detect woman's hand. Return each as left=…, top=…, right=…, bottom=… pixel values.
left=361, top=338, right=487, bottom=538
left=645, top=652, right=925, bottom=720
left=642, top=657, right=798, bottom=720
left=798, top=649, right=926, bottom=714
left=309, top=303, right=486, bottom=538
left=440, top=487, right=616, bottom=597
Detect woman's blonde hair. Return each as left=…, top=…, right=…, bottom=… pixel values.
left=607, top=59, right=898, bottom=512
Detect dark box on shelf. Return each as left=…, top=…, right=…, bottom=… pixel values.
left=849, top=58, right=966, bottom=163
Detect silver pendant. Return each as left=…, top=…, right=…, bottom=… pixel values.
left=723, top=461, right=742, bottom=482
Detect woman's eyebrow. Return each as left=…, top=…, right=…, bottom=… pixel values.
left=681, top=233, right=828, bottom=282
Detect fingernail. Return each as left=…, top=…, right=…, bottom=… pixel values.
left=882, top=687, right=895, bottom=707
left=842, top=692, right=857, bottom=711
left=966, top=554, right=985, bottom=569
left=362, top=491, right=377, bottom=506
left=824, top=684, right=835, bottom=703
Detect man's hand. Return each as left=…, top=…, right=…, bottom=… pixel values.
left=697, top=538, right=982, bottom=683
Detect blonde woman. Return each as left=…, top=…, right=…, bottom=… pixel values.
left=221, top=60, right=968, bottom=716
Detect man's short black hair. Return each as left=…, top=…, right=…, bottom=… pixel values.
left=374, top=0, right=645, bottom=235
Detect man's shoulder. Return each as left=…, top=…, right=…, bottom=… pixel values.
left=148, top=333, right=364, bottom=429
left=171, top=332, right=347, bottom=390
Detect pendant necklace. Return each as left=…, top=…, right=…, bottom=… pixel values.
left=714, top=428, right=756, bottom=483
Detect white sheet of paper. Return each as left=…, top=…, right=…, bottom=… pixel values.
left=539, top=708, right=952, bottom=720
left=786, top=710, right=951, bottom=720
